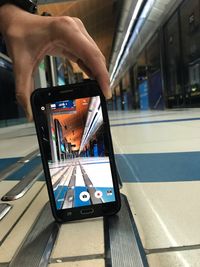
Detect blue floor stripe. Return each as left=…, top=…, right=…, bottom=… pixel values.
left=5, top=156, right=42, bottom=181
left=109, top=112, right=178, bottom=122
left=55, top=186, right=68, bottom=210
left=111, top=117, right=200, bottom=127
left=0, top=157, right=20, bottom=172
left=115, top=152, right=200, bottom=183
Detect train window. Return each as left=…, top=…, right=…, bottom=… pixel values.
left=0, top=38, right=20, bottom=126
left=132, top=64, right=140, bottom=109
left=146, top=33, right=164, bottom=110
left=0, top=48, right=26, bottom=126
left=180, top=0, right=200, bottom=101
left=146, top=33, right=161, bottom=75
left=137, top=50, right=147, bottom=82
left=164, top=11, right=182, bottom=98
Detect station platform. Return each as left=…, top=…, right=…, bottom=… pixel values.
left=1, top=109, right=200, bottom=267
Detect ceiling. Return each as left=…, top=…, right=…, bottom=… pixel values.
left=53, top=98, right=90, bottom=151
left=110, top=0, right=183, bottom=87
left=38, top=0, right=118, bottom=70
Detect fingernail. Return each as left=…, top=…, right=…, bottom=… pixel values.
left=106, top=88, right=112, bottom=99
left=106, top=92, right=112, bottom=100
left=26, top=111, right=33, bottom=122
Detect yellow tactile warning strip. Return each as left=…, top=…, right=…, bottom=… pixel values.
left=48, top=259, right=105, bottom=267
left=0, top=185, right=47, bottom=263
left=51, top=218, right=104, bottom=259
left=0, top=181, right=44, bottom=244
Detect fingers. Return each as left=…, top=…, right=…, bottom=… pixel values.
left=73, top=20, right=111, bottom=98
left=74, top=37, right=111, bottom=98
left=77, top=57, right=111, bottom=99
left=71, top=19, right=111, bottom=98
left=71, top=17, right=99, bottom=49
left=11, top=13, right=112, bottom=123
left=13, top=62, right=34, bottom=121
left=52, top=17, right=111, bottom=99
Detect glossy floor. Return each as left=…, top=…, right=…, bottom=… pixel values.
left=1, top=108, right=200, bottom=266
left=110, top=108, right=200, bottom=267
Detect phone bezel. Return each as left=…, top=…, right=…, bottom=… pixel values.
left=31, top=80, right=121, bottom=222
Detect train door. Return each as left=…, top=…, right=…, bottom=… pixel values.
left=164, top=11, right=183, bottom=108
left=137, top=50, right=149, bottom=110
left=189, top=60, right=200, bottom=91
left=146, top=33, right=165, bottom=110
left=148, top=70, right=164, bottom=110
left=131, top=64, right=140, bottom=109
left=121, top=71, right=134, bottom=110
left=138, top=79, right=149, bottom=110
left=115, top=85, right=122, bottom=110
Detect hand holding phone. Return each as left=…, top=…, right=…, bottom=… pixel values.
left=31, top=80, right=121, bottom=222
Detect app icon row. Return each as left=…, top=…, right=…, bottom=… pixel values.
left=79, top=189, right=112, bottom=202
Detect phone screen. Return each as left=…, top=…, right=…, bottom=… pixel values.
left=45, top=95, right=116, bottom=210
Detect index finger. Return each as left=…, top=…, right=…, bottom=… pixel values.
left=77, top=56, right=111, bottom=99
left=54, top=18, right=111, bottom=98
left=75, top=38, right=111, bottom=98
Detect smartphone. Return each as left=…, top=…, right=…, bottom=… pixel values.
left=31, top=80, right=121, bottom=222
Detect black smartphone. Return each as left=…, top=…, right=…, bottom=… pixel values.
left=31, top=80, right=121, bottom=222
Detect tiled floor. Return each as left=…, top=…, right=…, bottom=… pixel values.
left=110, top=109, right=200, bottom=267
left=1, top=108, right=200, bottom=266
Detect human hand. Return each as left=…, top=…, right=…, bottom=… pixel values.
left=0, top=4, right=111, bottom=121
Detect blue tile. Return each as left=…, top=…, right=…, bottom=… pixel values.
left=111, top=117, right=200, bottom=127
left=0, top=157, right=20, bottom=172
left=5, top=156, right=42, bottom=181
left=115, top=152, right=200, bottom=182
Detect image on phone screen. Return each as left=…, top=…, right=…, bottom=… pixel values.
left=45, top=96, right=116, bottom=210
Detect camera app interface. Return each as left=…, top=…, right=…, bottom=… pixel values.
left=45, top=96, right=116, bottom=210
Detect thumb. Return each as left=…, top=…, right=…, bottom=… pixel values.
left=14, top=63, right=34, bottom=122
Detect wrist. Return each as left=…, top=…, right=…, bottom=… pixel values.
left=0, top=3, right=40, bottom=38
left=0, top=0, right=37, bottom=14
left=0, top=4, right=20, bottom=34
